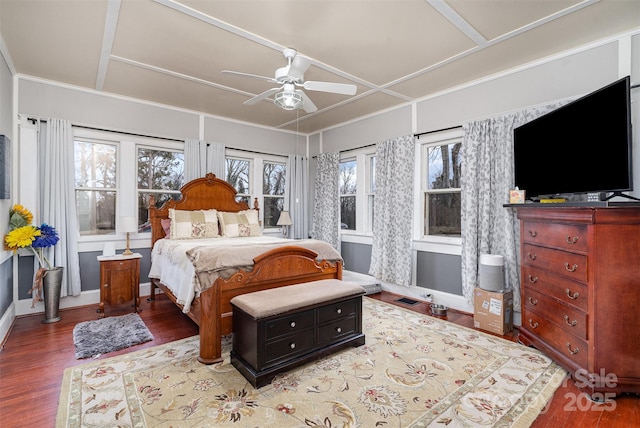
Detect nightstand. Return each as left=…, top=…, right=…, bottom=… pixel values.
left=97, top=253, right=142, bottom=318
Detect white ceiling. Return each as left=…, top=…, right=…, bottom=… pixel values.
left=1, top=0, right=639, bottom=134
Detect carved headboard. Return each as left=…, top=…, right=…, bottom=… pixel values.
left=148, top=173, right=258, bottom=246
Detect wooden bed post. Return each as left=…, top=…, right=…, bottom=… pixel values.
left=197, top=284, right=223, bottom=364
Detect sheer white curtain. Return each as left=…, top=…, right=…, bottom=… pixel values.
left=184, top=139, right=225, bottom=182
left=286, top=154, right=308, bottom=239
left=38, top=119, right=81, bottom=297
left=460, top=102, right=568, bottom=311
left=369, top=135, right=415, bottom=286
left=311, top=152, right=340, bottom=250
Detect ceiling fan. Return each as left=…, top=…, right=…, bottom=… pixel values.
left=221, top=48, right=357, bottom=113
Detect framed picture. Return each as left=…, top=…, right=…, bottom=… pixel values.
left=0, top=135, right=10, bottom=199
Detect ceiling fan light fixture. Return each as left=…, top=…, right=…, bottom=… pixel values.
left=274, top=90, right=303, bottom=110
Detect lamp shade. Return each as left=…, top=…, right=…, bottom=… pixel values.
left=121, top=216, right=137, bottom=233
left=276, top=211, right=293, bottom=226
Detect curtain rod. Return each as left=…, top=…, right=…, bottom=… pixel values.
left=414, top=125, right=462, bottom=138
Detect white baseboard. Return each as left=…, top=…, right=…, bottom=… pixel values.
left=14, top=282, right=155, bottom=317
left=0, top=302, right=16, bottom=348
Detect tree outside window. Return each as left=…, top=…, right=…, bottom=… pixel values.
left=263, top=162, right=285, bottom=227
left=225, top=157, right=251, bottom=204
left=74, top=140, right=117, bottom=236
left=137, top=147, right=184, bottom=232
left=339, top=159, right=356, bottom=230
left=423, top=140, right=462, bottom=236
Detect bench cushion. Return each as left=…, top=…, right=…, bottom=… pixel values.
left=231, top=279, right=365, bottom=319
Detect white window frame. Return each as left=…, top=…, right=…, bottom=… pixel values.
left=262, top=158, right=287, bottom=229
left=413, top=129, right=463, bottom=255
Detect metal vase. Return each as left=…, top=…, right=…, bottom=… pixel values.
left=42, top=266, right=64, bottom=324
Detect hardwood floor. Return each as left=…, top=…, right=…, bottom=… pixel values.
left=1, top=291, right=637, bottom=427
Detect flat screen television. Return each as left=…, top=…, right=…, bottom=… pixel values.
left=513, top=76, right=633, bottom=201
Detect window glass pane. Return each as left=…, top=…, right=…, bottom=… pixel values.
left=370, top=156, right=376, bottom=193
left=74, top=141, right=116, bottom=188
left=427, top=142, right=462, bottom=190
left=424, top=193, right=461, bottom=235
left=263, top=163, right=285, bottom=195
left=137, top=148, right=184, bottom=190
left=339, top=160, right=356, bottom=194
left=226, top=158, right=250, bottom=194
left=341, top=196, right=356, bottom=230
left=76, top=190, right=116, bottom=235
left=263, top=197, right=285, bottom=228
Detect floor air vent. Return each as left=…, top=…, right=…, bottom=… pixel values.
left=395, top=297, right=419, bottom=306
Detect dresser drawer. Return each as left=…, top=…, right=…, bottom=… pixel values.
left=265, top=311, right=315, bottom=340
left=264, top=330, right=315, bottom=367
left=523, top=244, right=587, bottom=283
left=318, top=298, right=358, bottom=323
left=523, top=287, right=587, bottom=339
left=522, top=266, right=587, bottom=311
left=522, top=221, right=588, bottom=252
left=318, top=315, right=358, bottom=345
left=522, top=308, right=588, bottom=368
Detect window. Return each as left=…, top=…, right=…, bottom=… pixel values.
left=137, top=147, right=184, bottom=232
left=422, top=137, right=462, bottom=236
left=225, top=157, right=251, bottom=204
left=74, top=139, right=117, bottom=236
left=339, top=159, right=356, bottom=230
left=366, top=155, right=376, bottom=232
left=263, top=162, right=286, bottom=228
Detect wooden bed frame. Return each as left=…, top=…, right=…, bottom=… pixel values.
left=148, top=173, right=343, bottom=364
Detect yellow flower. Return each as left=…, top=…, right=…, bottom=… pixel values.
left=9, top=204, right=34, bottom=229
left=4, top=226, right=40, bottom=251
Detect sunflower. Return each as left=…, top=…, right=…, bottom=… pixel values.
left=8, top=204, right=34, bottom=228
left=4, top=225, right=40, bottom=251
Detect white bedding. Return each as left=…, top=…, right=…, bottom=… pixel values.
left=149, top=235, right=291, bottom=313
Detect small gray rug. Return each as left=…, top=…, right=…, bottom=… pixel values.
left=73, top=313, right=154, bottom=359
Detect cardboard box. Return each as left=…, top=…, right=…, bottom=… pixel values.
left=473, top=287, right=513, bottom=335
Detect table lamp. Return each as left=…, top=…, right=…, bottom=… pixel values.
left=121, top=216, right=137, bottom=255
left=276, top=211, right=293, bottom=239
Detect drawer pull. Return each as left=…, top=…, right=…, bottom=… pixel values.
left=566, top=343, right=580, bottom=355
left=566, top=236, right=579, bottom=244
left=528, top=319, right=539, bottom=329
left=565, top=289, right=579, bottom=300
left=290, top=342, right=296, bottom=349
left=564, top=262, right=578, bottom=272
left=336, top=327, right=342, bottom=333
left=290, top=321, right=296, bottom=328
left=527, top=274, right=538, bottom=283
left=563, top=315, right=577, bottom=327
left=527, top=253, right=537, bottom=261
left=336, top=308, right=342, bottom=314
left=528, top=230, right=538, bottom=238
left=528, top=297, right=538, bottom=306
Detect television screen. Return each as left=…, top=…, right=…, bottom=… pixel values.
left=513, top=76, right=632, bottom=200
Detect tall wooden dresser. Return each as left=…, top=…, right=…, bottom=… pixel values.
left=515, top=205, right=640, bottom=398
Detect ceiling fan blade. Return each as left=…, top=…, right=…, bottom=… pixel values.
left=297, top=90, right=317, bottom=113
left=244, top=87, right=280, bottom=105
left=288, top=55, right=311, bottom=81
left=303, top=81, right=357, bottom=95
left=221, top=70, right=276, bottom=83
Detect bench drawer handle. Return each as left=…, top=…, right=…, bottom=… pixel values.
left=336, top=327, right=342, bottom=333
left=290, top=321, right=296, bottom=328
left=336, top=308, right=342, bottom=314
left=290, top=342, right=296, bottom=349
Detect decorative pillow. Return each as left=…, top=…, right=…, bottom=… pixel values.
left=218, top=211, right=262, bottom=237
left=169, top=209, right=219, bottom=239
left=160, top=219, right=171, bottom=237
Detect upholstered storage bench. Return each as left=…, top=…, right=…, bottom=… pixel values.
left=230, top=279, right=366, bottom=388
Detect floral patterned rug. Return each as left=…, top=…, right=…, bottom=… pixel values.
left=57, top=298, right=565, bottom=427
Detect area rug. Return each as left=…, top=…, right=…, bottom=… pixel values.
left=72, top=313, right=154, bottom=359
left=58, top=298, right=565, bottom=427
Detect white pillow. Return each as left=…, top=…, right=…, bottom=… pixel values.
left=217, top=210, right=262, bottom=237
left=168, top=209, right=219, bottom=239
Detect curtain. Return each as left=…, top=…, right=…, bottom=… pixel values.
left=184, top=139, right=225, bottom=182
left=38, top=119, right=81, bottom=297
left=460, top=102, right=568, bottom=311
left=286, top=155, right=309, bottom=239
left=369, top=135, right=415, bottom=286
left=311, top=152, right=340, bottom=250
